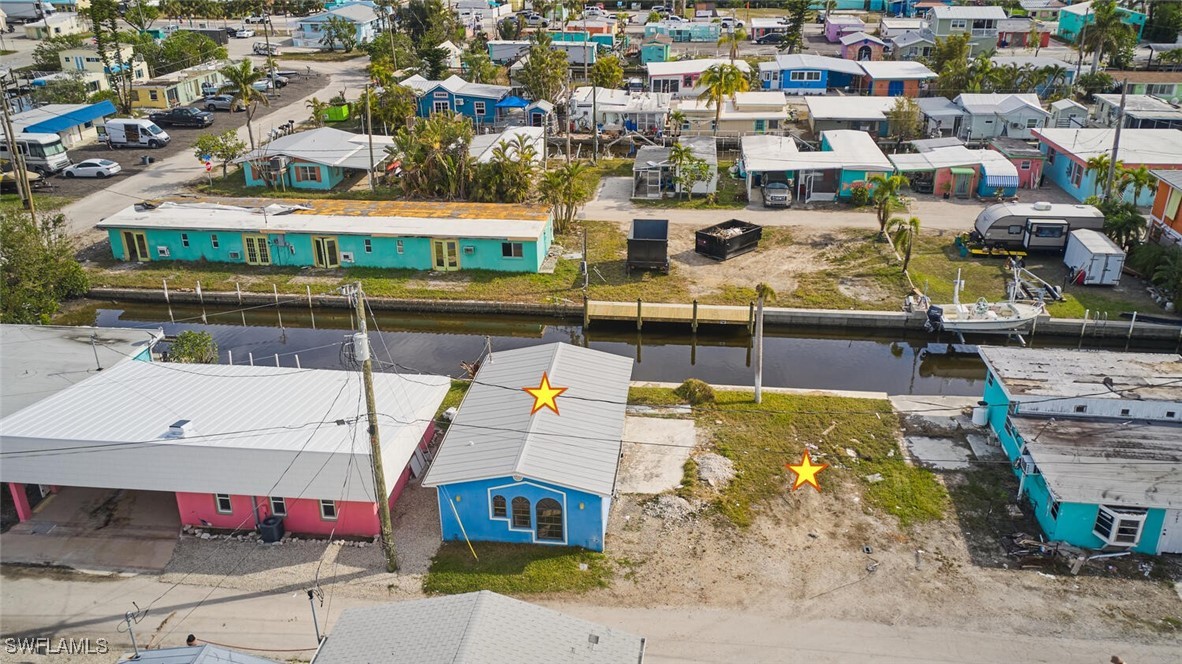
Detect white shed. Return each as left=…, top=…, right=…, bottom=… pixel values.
left=1064, top=229, right=1125, bottom=286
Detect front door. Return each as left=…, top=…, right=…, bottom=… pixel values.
left=954, top=172, right=972, bottom=198
left=857, top=45, right=872, bottom=61
left=1159, top=510, right=1182, bottom=554
left=122, top=231, right=149, bottom=262
left=887, top=80, right=905, bottom=96
left=432, top=239, right=460, bottom=271
left=313, top=236, right=340, bottom=268
left=243, top=234, right=271, bottom=266
left=754, top=119, right=766, bottom=134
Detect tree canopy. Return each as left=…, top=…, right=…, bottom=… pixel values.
left=0, top=212, right=89, bottom=324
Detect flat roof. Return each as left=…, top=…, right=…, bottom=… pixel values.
left=978, top=346, right=1182, bottom=401
left=0, top=361, right=449, bottom=502
left=857, top=61, right=937, bottom=80
left=990, top=136, right=1044, bottom=158
left=929, top=5, right=1007, bottom=19
left=741, top=131, right=892, bottom=172
left=1094, top=94, right=1182, bottom=119
left=646, top=58, right=750, bottom=77
left=1012, top=416, right=1182, bottom=509
left=768, top=53, right=865, bottom=76
left=0, top=325, right=164, bottom=419
left=806, top=95, right=897, bottom=121
left=916, top=96, right=964, bottom=119
left=313, top=591, right=646, bottom=664
left=1032, top=128, right=1182, bottom=165
left=423, top=343, right=633, bottom=496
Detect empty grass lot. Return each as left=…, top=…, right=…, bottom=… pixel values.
left=424, top=541, right=610, bottom=595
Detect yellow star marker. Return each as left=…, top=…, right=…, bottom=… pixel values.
left=523, top=372, right=568, bottom=415
left=786, top=450, right=829, bottom=492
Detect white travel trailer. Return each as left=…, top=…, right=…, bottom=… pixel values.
left=971, top=201, right=1105, bottom=251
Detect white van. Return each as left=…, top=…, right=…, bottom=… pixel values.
left=103, top=119, right=171, bottom=149
left=0, top=132, right=72, bottom=175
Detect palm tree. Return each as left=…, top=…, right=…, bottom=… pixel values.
left=668, top=109, right=686, bottom=138
left=539, top=161, right=593, bottom=233
left=1152, top=249, right=1182, bottom=302
left=218, top=60, right=269, bottom=149
left=306, top=97, right=329, bottom=127
left=1084, top=153, right=1122, bottom=196
left=1117, top=164, right=1157, bottom=203
left=1081, top=0, right=1136, bottom=74
left=888, top=215, right=921, bottom=272
left=1103, top=206, right=1147, bottom=250
left=869, top=174, right=910, bottom=239
left=717, top=26, right=747, bottom=63
left=696, top=64, right=749, bottom=135
left=823, top=0, right=837, bottom=21
left=667, top=142, right=694, bottom=199
left=1039, top=64, right=1069, bottom=99
left=753, top=282, right=776, bottom=405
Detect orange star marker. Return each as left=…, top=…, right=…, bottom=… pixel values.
left=786, top=450, right=829, bottom=492
left=523, top=372, right=568, bottom=415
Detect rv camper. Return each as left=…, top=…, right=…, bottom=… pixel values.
left=971, top=201, right=1105, bottom=252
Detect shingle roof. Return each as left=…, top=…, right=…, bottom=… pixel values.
left=312, top=592, right=646, bottom=664
left=422, top=343, right=633, bottom=496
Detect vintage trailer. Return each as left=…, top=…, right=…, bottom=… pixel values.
left=971, top=201, right=1105, bottom=251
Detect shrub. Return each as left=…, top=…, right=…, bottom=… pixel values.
left=168, top=331, right=219, bottom=364
left=674, top=378, right=715, bottom=405
left=849, top=182, right=871, bottom=207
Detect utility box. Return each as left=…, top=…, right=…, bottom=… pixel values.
left=695, top=219, right=762, bottom=261
left=1064, top=229, right=1125, bottom=286
left=627, top=218, right=669, bottom=273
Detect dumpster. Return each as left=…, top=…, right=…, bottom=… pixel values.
left=627, top=219, right=669, bottom=273
left=259, top=515, right=285, bottom=543
left=695, top=219, right=762, bottom=261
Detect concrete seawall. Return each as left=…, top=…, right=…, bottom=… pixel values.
left=87, top=287, right=1182, bottom=342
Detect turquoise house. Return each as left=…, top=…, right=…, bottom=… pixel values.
left=640, top=37, right=671, bottom=64
left=1057, top=1, right=1146, bottom=42
left=423, top=343, right=634, bottom=553
left=97, top=200, right=555, bottom=273
left=234, top=127, right=394, bottom=191
left=977, top=347, right=1182, bottom=556
left=738, top=131, right=893, bottom=203
left=1034, top=127, right=1182, bottom=205
left=644, top=20, right=719, bottom=42
left=400, top=74, right=511, bottom=126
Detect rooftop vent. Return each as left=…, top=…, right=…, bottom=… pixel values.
left=168, top=419, right=194, bottom=438
left=1032, top=201, right=1052, bottom=211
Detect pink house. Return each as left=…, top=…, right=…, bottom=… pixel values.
left=0, top=360, right=450, bottom=539
left=840, top=32, right=885, bottom=61
left=824, top=15, right=866, bottom=43
left=989, top=137, right=1045, bottom=190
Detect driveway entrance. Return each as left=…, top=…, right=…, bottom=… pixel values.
left=1, top=488, right=179, bottom=572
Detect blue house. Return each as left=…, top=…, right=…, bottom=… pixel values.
left=401, top=74, right=511, bottom=126
left=292, top=1, right=381, bottom=49
left=739, top=131, right=893, bottom=204
left=1034, top=128, right=1182, bottom=205
left=758, top=54, right=864, bottom=94
left=978, top=346, right=1182, bottom=556
left=423, top=343, right=634, bottom=552
left=97, top=199, right=555, bottom=273
left=235, top=127, right=394, bottom=191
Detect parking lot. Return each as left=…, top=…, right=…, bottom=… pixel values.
left=36, top=69, right=327, bottom=200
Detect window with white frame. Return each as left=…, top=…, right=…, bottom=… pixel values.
left=1049, top=499, right=1060, bottom=521
left=1147, top=83, right=1173, bottom=96
left=270, top=496, right=286, bottom=516
left=501, top=242, right=523, bottom=258
left=511, top=496, right=530, bottom=528
left=320, top=499, right=338, bottom=520
left=214, top=494, right=233, bottom=514
left=788, top=71, right=821, bottom=82
left=1020, top=160, right=1031, bottom=170
left=1068, top=161, right=1083, bottom=187
left=473, top=100, right=486, bottom=116
left=1025, top=118, right=1039, bottom=128
left=1093, top=505, right=1147, bottom=547
left=949, top=19, right=967, bottom=30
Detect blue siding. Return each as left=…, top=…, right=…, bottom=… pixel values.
left=435, top=477, right=608, bottom=551
left=416, top=85, right=504, bottom=125
left=243, top=161, right=346, bottom=191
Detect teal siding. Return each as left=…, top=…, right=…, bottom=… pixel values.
left=243, top=161, right=345, bottom=191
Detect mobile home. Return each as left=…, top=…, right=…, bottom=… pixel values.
left=971, top=201, right=1105, bottom=251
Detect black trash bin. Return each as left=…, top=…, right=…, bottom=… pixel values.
left=259, top=515, right=285, bottom=543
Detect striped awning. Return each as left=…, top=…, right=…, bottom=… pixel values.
left=981, top=158, right=1020, bottom=188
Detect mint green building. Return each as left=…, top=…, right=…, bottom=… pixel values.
left=235, top=128, right=395, bottom=192
left=1057, top=1, right=1146, bottom=42
left=97, top=200, right=555, bottom=273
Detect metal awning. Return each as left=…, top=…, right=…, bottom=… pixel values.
left=980, top=158, right=1020, bottom=188
left=949, top=167, right=975, bottom=176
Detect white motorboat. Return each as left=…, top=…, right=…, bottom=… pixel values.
left=909, top=269, right=1044, bottom=334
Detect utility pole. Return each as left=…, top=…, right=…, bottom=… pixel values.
left=365, top=84, right=376, bottom=192
left=0, top=98, right=36, bottom=222
left=565, top=83, right=573, bottom=163
left=1075, top=7, right=1089, bottom=81
left=591, top=83, right=598, bottom=163
left=349, top=283, right=398, bottom=572
left=1103, top=78, right=1128, bottom=202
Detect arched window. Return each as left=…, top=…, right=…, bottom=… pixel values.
left=511, top=497, right=530, bottom=528
left=536, top=498, right=563, bottom=541
left=492, top=495, right=507, bottom=518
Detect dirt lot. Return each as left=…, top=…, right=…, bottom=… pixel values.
left=39, top=70, right=328, bottom=200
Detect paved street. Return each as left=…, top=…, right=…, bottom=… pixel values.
left=2, top=571, right=1178, bottom=663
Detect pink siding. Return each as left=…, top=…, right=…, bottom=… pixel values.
left=8, top=483, right=32, bottom=522
left=1013, top=156, right=1041, bottom=189
left=932, top=165, right=980, bottom=197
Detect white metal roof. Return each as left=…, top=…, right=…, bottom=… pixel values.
left=840, top=31, right=885, bottom=46
left=806, top=95, right=897, bottom=121
left=1059, top=1, right=1093, bottom=16
left=1095, top=94, right=1182, bottom=120
left=572, top=87, right=671, bottom=113
left=468, top=126, right=544, bottom=164
left=0, top=361, right=450, bottom=501
left=929, top=5, right=1007, bottom=20
left=96, top=203, right=549, bottom=241
left=978, top=347, right=1182, bottom=401
left=954, top=93, right=1046, bottom=116
left=857, top=61, right=937, bottom=80
left=646, top=58, right=750, bottom=77
left=236, top=127, right=394, bottom=171
left=0, top=325, right=163, bottom=419
left=118, top=644, right=277, bottom=664
left=826, top=15, right=865, bottom=26
left=889, top=145, right=982, bottom=171
left=1033, top=128, right=1182, bottom=165
left=741, top=131, right=891, bottom=172
left=1069, top=228, right=1123, bottom=255
left=1013, top=417, right=1182, bottom=509
left=879, top=17, right=924, bottom=29
left=312, top=592, right=646, bottom=664
left=1050, top=98, right=1087, bottom=112
left=769, top=53, right=865, bottom=76
left=916, top=96, right=965, bottom=119
left=890, top=29, right=935, bottom=47
left=422, top=343, right=633, bottom=496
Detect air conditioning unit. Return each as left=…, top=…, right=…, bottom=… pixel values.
left=156, top=246, right=171, bottom=258
left=229, top=251, right=242, bottom=259
left=463, top=246, right=475, bottom=254
left=340, top=251, right=355, bottom=263
left=1016, top=453, right=1039, bottom=475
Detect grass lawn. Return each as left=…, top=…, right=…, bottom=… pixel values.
left=633, top=160, right=748, bottom=210
left=630, top=386, right=949, bottom=529
left=775, top=230, right=910, bottom=310
left=0, top=193, right=74, bottom=214
left=193, top=170, right=405, bottom=201
left=423, top=541, right=610, bottom=595
left=435, top=380, right=471, bottom=419
left=278, top=51, right=366, bottom=62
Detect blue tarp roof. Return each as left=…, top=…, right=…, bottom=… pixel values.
left=495, top=95, right=529, bottom=109
left=23, top=100, right=117, bottom=134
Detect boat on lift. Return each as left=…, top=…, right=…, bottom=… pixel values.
left=907, top=269, right=1044, bottom=334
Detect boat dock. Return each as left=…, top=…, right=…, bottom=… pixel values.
left=584, top=299, right=754, bottom=332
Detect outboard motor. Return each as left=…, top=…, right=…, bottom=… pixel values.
left=924, top=305, right=944, bottom=333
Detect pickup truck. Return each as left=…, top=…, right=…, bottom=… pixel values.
left=148, top=107, right=214, bottom=128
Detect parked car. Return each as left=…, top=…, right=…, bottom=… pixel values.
left=234, top=27, right=255, bottom=38
left=755, top=32, right=787, bottom=45
left=224, top=26, right=239, bottom=36
left=251, top=79, right=274, bottom=92
left=253, top=42, right=281, bottom=56
left=762, top=181, right=791, bottom=207
left=522, top=12, right=548, bottom=27
left=664, top=14, right=687, bottom=23
left=720, top=16, right=744, bottom=29
left=63, top=158, right=122, bottom=178
left=201, top=82, right=222, bottom=96
left=148, top=107, right=214, bottom=128
left=243, top=15, right=270, bottom=24
left=203, top=94, right=244, bottom=112
left=652, top=5, right=670, bottom=12
left=263, top=73, right=289, bottom=88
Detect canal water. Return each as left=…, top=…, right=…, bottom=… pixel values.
left=84, top=301, right=991, bottom=396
